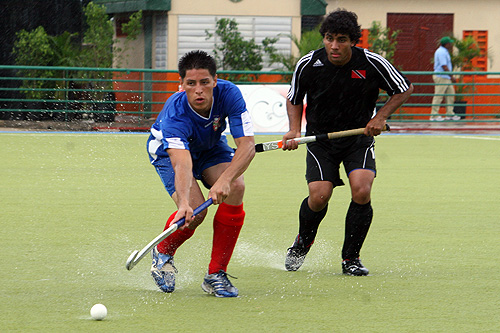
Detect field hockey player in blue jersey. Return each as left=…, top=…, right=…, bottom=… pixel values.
left=147, top=50, right=255, bottom=297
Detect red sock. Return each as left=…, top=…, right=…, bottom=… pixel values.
left=208, top=202, right=245, bottom=274
left=156, top=211, right=195, bottom=256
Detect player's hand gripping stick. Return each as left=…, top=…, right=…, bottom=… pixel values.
left=255, top=125, right=390, bottom=153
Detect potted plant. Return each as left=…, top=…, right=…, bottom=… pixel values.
left=450, top=36, right=481, bottom=117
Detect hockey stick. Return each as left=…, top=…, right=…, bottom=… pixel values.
left=125, top=198, right=213, bottom=271
left=254, top=125, right=390, bottom=153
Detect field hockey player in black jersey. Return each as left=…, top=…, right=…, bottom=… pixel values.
left=282, top=9, right=414, bottom=275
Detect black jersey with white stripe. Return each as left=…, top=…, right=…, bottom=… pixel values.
left=287, top=47, right=411, bottom=134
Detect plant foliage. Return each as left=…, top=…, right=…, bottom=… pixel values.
left=11, top=2, right=142, bottom=107
left=367, top=21, right=400, bottom=64
left=450, top=36, right=482, bottom=101
left=274, top=26, right=323, bottom=72
left=451, top=36, right=481, bottom=71
left=205, top=18, right=279, bottom=74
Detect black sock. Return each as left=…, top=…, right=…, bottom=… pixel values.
left=342, top=200, right=373, bottom=260
left=298, top=197, right=328, bottom=247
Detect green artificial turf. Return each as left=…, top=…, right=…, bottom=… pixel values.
left=1, top=132, right=499, bottom=332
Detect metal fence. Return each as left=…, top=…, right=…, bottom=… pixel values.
left=1, top=65, right=500, bottom=123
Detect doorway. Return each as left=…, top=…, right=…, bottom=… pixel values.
left=388, top=13, right=454, bottom=105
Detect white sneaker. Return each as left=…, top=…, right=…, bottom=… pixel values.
left=430, top=116, right=444, bottom=121
left=451, top=115, right=461, bottom=120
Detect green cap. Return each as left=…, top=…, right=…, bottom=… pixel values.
left=440, top=36, right=453, bottom=45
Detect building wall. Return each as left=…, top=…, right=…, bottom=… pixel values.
left=169, top=0, right=299, bottom=17
left=113, top=31, right=145, bottom=68
left=115, top=0, right=499, bottom=72
left=327, top=0, right=500, bottom=71
left=114, top=0, right=302, bottom=70
left=112, top=11, right=146, bottom=69
left=164, top=0, right=302, bottom=69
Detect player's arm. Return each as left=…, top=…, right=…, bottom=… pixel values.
left=282, top=99, right=303, bottom=150
left=365, top=83, right=414, bottom=136
left=365, top=51, right=414, bottom=136
left=283, top=52, right=310, bottom=150
left=208, top=135, right=255, bottom=204
left=166, top=148, right=195, bottom=225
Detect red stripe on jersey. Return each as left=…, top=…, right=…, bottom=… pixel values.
left=351, top=70, right=366, bottom=79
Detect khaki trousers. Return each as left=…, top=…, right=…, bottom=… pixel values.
left=431, top=75, right=456, bottom=116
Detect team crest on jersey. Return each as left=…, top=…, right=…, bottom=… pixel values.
left=351, top=70, right=366, bottom=79
left=213, top=117, right=221, bottom=131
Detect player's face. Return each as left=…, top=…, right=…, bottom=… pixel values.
left=323, top=32, right=355, bottom=66
left=181, top=69, right=217, bottom=115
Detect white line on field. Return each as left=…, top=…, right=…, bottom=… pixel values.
left=453, top=136, right=500, bottom=141
left=0, top=131, right=146, bottom=136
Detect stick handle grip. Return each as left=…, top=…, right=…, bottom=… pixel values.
left=326, top=128, right=364, bottom=139
left=173, top=198, right=213, bottom=228
left=326, top=124, right=389, bottom=140
left=254, top=124, right=390, bottom=153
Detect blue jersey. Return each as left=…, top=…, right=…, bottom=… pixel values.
left=147, top=79, right=254, bottom=164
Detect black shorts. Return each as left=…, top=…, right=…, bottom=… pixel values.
left=305, top=135, right=376, bottom=187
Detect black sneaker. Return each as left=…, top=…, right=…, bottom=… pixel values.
left=285, top=235, right=312, bottom=271
left=342, top=258, right=369, bottom=276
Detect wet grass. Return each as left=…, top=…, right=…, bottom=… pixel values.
left=1, top=132, right=499, bottom=331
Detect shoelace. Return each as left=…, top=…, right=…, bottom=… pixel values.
left=212, top=271, right=237, bottom=290
left=218, top=270, right=237, bottom=280
left=344, top=259, right=362, bottom=268
left=287, top=246, right=308, bottom=256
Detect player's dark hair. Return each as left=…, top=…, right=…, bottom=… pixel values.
left=178, top=50, right=217, bottom=79
left=319, top=9, right=362, bottom=45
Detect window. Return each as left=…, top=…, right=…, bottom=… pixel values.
left=178, top=15, right=292, bottom=71
left=155, top=14, right=168, bottom=69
